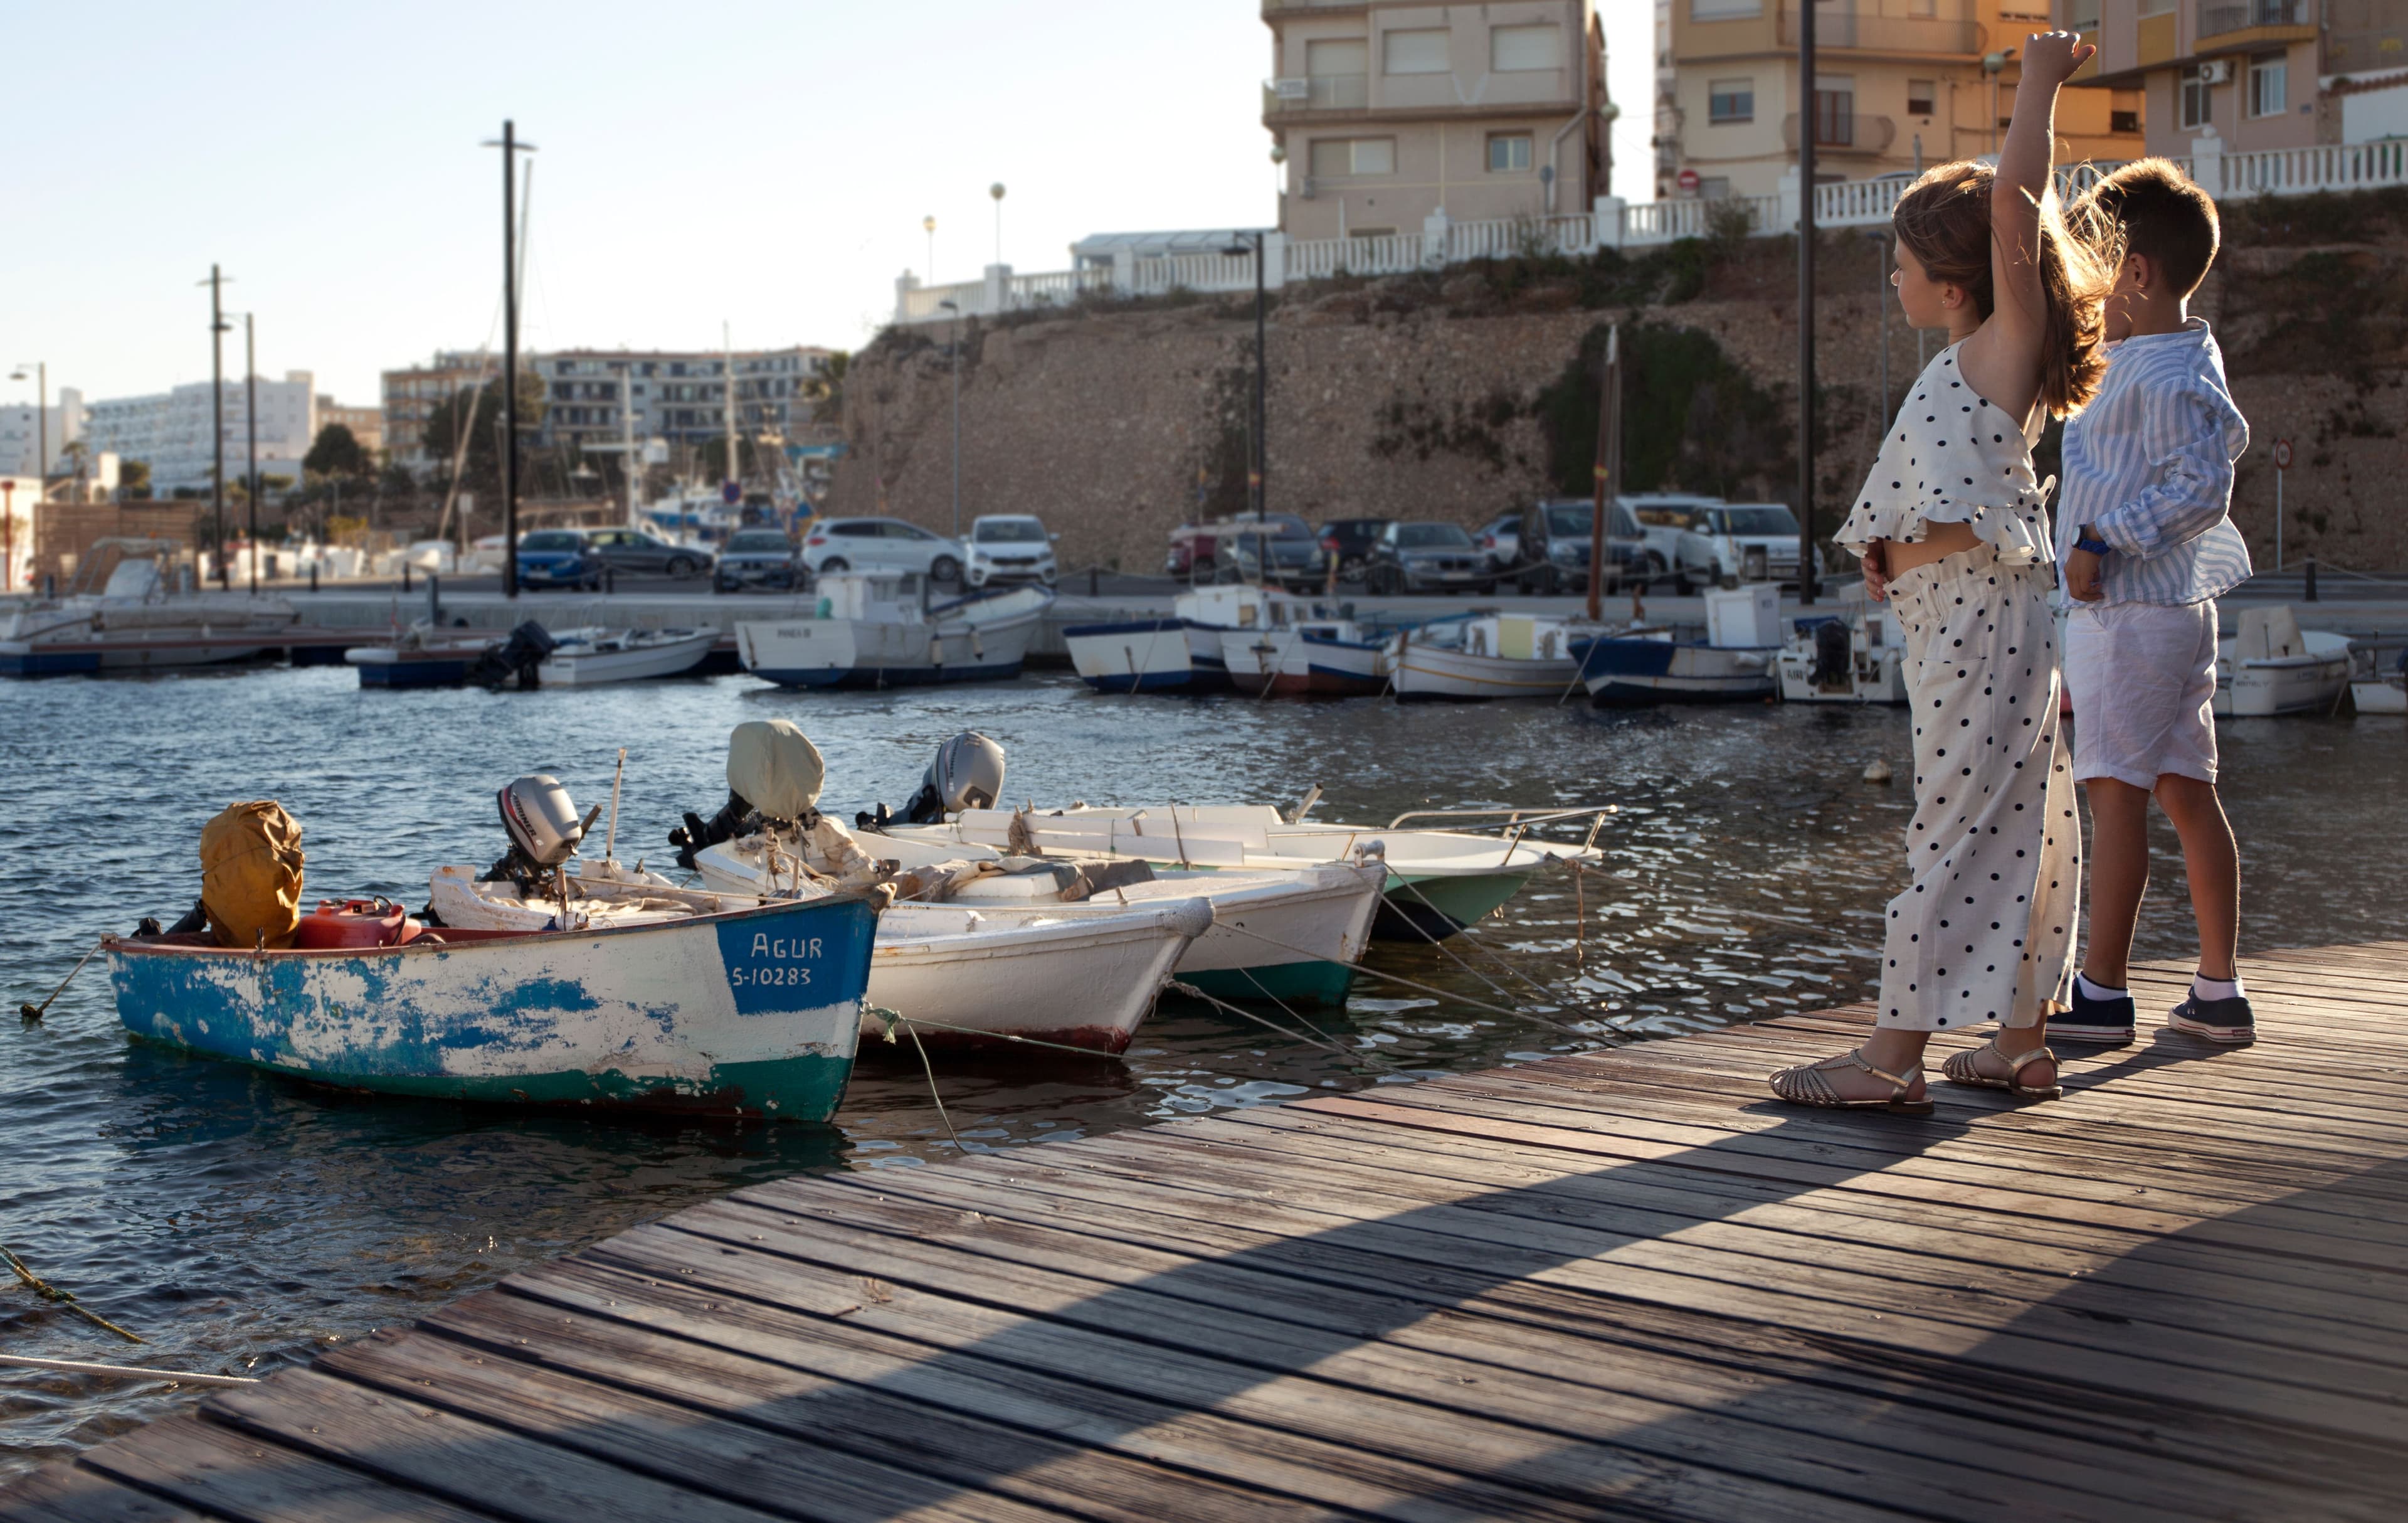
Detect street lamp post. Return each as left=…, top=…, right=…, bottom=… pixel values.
left=8, top=361, right=45, bottom=500
left=201, top=265, right=232, bottom=587
left=937, top=299, right=962, bottom=537
left=922, top=215, right=936, bottom=285
left=1222, top=233, right=1269, bottom=517
left=989, top=184, right=1005, bottom=268
left=244, top=314, right=259, bottom=592
left=484, top=120, right=538, bottom=598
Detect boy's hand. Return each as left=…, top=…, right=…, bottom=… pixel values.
left=2020, top=29, right=2096, bottom=87
left=2065, top=545, right=2106, bottom=602
left=1861, top=544, right=1889, bottom=603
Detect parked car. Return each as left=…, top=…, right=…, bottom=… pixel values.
left=515, top=529, right=599, bottom=591
left=966, top=514, right=1058, bottom=588
left=582, top=527, right=713, bottom=580
left=713, top=528, right=802, bottom=593
left=1622, top=494, right=1731, bottom=593
left=1215, top=514, right=1330, bottom=591
left=1164, top=520, right=1220, bottom=578
left=1316, top=517, right=1394, bottom=579
left=1652, top=501, right=1815, bottom=592
left=801, top=517, right=969, bottom=583
left=1364, top=521, right=1492, bottom=595
left=1517, top=499, right=1624, bottom=595
left=1476, top=511, right=1523, bottom=573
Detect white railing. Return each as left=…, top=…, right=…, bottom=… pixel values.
left=891, top=147, right=2408, bottom=325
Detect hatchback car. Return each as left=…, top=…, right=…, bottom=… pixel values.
left=1364, top=521, right=1492, bottom=595
left=802, top=517, right=969, bottom=584
left=515, top=529, right=598, bottom=591
left=713, top=528, right=801, bottom=593
left=1315, top=517, right=1393, bottom=579
left=1476, top=511, right=1523, bottom=573
left=1215, top=514, right=1330, bottom=592
left=966, top=514, right=1058, bottom=587
left=583, top=528, right=712, bottom=580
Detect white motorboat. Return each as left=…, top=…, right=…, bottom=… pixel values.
left=883, top=802, right=1597, bottom=942
left=2215, top=607, right=2351, bottom=717
left=737, top=575, right=1050, bottom=688
left=2350, top=644, right=2407, bottom=715
left=1, top=538, right=299, bottom=676
left=1777, top=604, right=1907, bottom=704
left=1221, top=615, right=1395, bottom=697
left=1392, top=613, right=1596, bottom=701
left=704, top=829, right=1387, bottom=1006
left=536, top=626, right=719, bottom=686
left=1067, top=585, right=1349, bottom=694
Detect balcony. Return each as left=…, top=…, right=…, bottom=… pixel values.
left=2196, top=0, right=2316, bottom=49
left=1262, top=72, right=1369, bottom=117
left=1777, top=8, right=1981, bottom=56
left=1783, top=110, right=1901, bottom=156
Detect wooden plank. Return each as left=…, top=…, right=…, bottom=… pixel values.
left=78, top=1414, right=497, bottom=1523
left=0, top=1464, right=209, bottom=1523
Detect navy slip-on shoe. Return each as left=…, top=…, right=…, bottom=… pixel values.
left=2048, top=981, right=2136, bottom=1046
left=2167, top=991, right=2255, bottom=1045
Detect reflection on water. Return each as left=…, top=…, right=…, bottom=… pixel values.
left=2, top=664, right=2400, bottom=1472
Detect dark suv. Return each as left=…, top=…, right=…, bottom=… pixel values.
left=1316, top=517, right=1393, bottom=580
left=1364, top=521, right=1492, bottom=595
left=714, top=528, right=801, bottom=593
left=1215, top=514, right=1330, bottom=591
left=1516, top=499, right=1654, bottom=595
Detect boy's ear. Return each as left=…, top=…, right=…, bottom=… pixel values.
left=2127, top=251, right=2156, bottom=294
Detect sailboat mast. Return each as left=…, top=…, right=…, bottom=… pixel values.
left=722, top=322, right=737, bottom=499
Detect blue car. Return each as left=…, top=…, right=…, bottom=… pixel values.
left=516, top=529, right=599, bottom=590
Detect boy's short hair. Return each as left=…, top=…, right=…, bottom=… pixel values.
left=2080, top=157, right=2221, bottom=297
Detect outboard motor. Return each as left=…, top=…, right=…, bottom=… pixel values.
left=892, top=733, right=1007, bottom=825
left=1810, top=618, right=1853, bottom=687
left=483, top=774, right=589, bottom=892
left=669, top=789, right=754, bottom=871
left=468, top=620, right=557, bottom=690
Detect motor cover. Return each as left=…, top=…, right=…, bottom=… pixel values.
left=727, top=719, right=824, bottom=821
left=498, top=775, right=582, bottom=868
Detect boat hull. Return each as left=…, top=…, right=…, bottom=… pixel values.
left=1393, top=643, right=1582, bottom=701
left=1375, top=868, right=1534, bottom=940
left=538, top=631, right=718, bottom=686
left=2216, top=654, right=2350, bottom=716
left=1575, top=636, right=1778, bottom=704
left=0, top=635, right=279, bottom=676
left=2353, top=677, right=2408, bottom=715
left=1064, top=619, right=1228, bottom=693
left=348, top=647, right=479, bottom=687
left=105, top=896, right=877, bottom=1121
left=869, top=904, right=1201, bottom=1053
left=739, top=606, right=1041, bottom=689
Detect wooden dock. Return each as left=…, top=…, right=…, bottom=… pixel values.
left=8, top=942, right=2407, bottom=1521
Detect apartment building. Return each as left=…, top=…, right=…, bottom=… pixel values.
left=381, top=351, right=492, bottom=467
left=315, top=398, right=384, bottom=455
left=531, top=347, right=836, bottom=459
left=1262, top=1, right=1612, bottom=241
left=0, top=390, right=84, bottom=482
left=82, top=374, right=316, bottom=496
left=2069, top=0, right=2405, bottom=157
left=1661, top=1, right=2140, bottom=201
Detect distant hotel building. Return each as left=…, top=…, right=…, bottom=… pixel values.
left=83, top=374, right=317, bottom=496
left=1, top=389, right=85, bottom=481
left=1263, top=1, right=1612, bottom=240
left=381, top=351, right=492, bottom=468
left=316, top=397, right=384, bottom=455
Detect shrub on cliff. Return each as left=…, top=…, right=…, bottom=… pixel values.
left=1536, top=321, right=1790, bottom=501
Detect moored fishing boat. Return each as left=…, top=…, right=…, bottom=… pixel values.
left=1777, top=605, right=1907, bottom=704
left=1066, top=585, right=1341, bottom=694
left=737, top=575, right=1049, bottom=688
left=537, top=625, right=719, bottom=685
left=1, top=539, right=300, bottom=676
left=1392, top=613, right=1593, bottom=701
left=2214, top=607, right=2351, bottom=717
left=344, top=622, right=496, bottom=687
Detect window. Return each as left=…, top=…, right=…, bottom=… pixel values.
left=2069, top=0, right=2102, bottom=27
left=1689, top=0, right=1761, bottom=17
left=1708, top=78, right=1754, bottom=123
left=1906, top=78, right=1935, bottom=117
left=1698, top=176, right=1732, bottom=199
left=1491, top=24, right=1560, bottom=72
left=1814, top=75, right=1856, bottom=146
left=1309, top=137, right=1395, bottom=176
left=1487, top=132, right=1533, bottom=171
left=2181, top=66, right=2213, bottom=129
left=1382, top=28, right=1446, bottom=75
left=1305, top=38, right=1366, bottom=77
left=2250, top=53, right=2286, bottom=117
left=2111, top=88, right=2142, bottom=134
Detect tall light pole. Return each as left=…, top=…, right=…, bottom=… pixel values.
left=8, top=361, right=45, bottom=499
left=989, top=183, right=1006, bottom=268
left=243, top=313, right=259, bottom=592
left=200, top=265, right=233, bottom=586
left=484, top=120, right=537, bottom=598
left=922, top=215, right=936, bottom=285
left=1797, top=0, right=1819, bottom=607
left=1223, top=233, right=1269, bottom=517
left=937, top=299, right=962, bottom=536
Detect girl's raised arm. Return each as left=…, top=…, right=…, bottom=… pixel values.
left=1973, top=30, right=2093, bottom=412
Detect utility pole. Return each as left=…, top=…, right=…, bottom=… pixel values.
left=485, top=120, right=537, bottom=598
left=245, top=313, right=259, bottom=592
left=202, top=265, right=231, bottom=587
left=1797, top=1, right=1819, bottom=607
left=938, top=300, right=962, bottom=536
left=1586, top=324, right=1620, bottom=622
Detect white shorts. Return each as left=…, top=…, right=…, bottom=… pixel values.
left=2064, top=600, right=2219, bottom=789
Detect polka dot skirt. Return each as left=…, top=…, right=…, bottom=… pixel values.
left=1876, top=545, right=2080, bottom=1032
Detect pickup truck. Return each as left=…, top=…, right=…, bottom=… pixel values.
left=1627, top=496, right=1814, bottom=593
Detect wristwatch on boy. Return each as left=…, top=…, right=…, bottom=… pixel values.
left=2074, top=525, right=2112, bottom=556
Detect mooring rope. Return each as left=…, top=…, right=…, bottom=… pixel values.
left=1, top=1241, right=144, bottom=1344
left=1166, top=977, right=1400, bottom=1072
left=19, top=938, right=105, bottom=1022
left=1383, top=879, right=1542, bottom=1006
left=0, top=1354, right=253, bottom=1388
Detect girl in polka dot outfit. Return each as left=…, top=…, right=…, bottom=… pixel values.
left=1770, top=29, right=2111, bottom=1113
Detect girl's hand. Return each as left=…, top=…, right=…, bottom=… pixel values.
left=1861, top=544, right=1889, bottom=603
left=2019, top=29, right=2096, bottom=87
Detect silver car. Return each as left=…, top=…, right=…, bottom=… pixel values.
left=800, top=517, right=969, bottom=585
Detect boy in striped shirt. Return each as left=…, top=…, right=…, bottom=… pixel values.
left=2052, top=159, right=2254, bottom=1047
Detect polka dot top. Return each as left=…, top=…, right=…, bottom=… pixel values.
left=1835, top=341, right=2054, bottom=566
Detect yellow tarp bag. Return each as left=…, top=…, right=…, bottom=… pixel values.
left=198, top=801, right=306, bottom=949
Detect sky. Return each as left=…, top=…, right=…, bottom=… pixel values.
left=8, top=1, right=1656, bottom=410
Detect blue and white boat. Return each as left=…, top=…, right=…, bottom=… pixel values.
left=737, top=574, right=1050, bottom=689
left=1571, top=583, right=1784, bottom=705
left=105, top=894, right=877, bottom=1121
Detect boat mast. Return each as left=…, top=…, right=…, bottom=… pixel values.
left=722, top=322, right=737, bottom=503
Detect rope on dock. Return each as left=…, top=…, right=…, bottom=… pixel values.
left=0, top=1354, right=253, bottom=1388
left=1164, top=979, right=1400, bottom=1073
left=1212, top=923, right=1610, bottom=1044
left=1, top=1241, right=144, bottom=1344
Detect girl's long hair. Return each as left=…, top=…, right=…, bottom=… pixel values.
left=1891, top=161, right=2114, bottom=418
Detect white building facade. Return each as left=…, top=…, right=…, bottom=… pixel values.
left=0, top=389, right=85, bottom=481
left=533, top=347, right=836, bottom=458
left=83, top=373, right=317, bottom=496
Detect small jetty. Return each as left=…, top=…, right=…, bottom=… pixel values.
left=8, top=941, right=2405, bottom=1520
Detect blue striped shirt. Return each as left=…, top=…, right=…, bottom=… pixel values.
left=2056, top=319, right=2252, bottom=607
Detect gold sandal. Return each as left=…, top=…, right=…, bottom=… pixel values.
left=1768, top=1049, right=1933, bottom=1115
left=1942, top=1039, right=2062, bottom=1100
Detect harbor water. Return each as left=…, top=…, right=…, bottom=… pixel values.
left=3, top=665, right=2401, bottom=1474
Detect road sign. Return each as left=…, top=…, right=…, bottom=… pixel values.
left=1677, top=168, right=1701, bottom=193
left=722, top=480, right=741, bottom=504
left=2273, top=438, right=2293, bottom=470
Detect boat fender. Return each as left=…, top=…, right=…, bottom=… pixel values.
left=1164, top=898, right=1216, bottom=941
left=1353, top=840, right=1388, bottom=862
